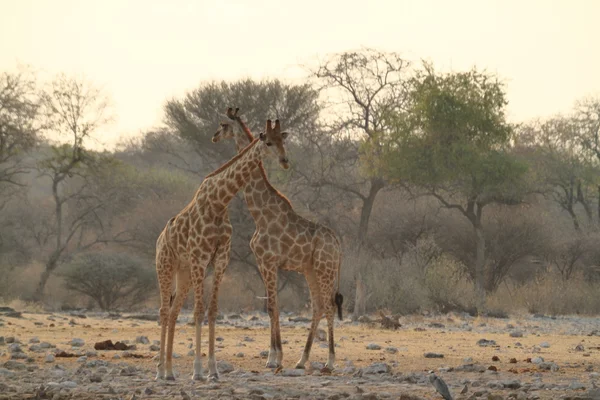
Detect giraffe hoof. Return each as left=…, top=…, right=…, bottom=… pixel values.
left=266, top=361, right=279, bottom=369
left=165, top=375, right=175, bottom=381
left=208, top=373, right=219, bottom=382
left=191, top=373, right=205, bottom=382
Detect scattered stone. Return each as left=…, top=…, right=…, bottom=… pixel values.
left=0, top=368, right=15, bottom=377
left=488, top=365, right=498, bottom=372
left=279, top=368, right=305, bottom=377
left=316, top=328, right=327, bottom=341
left=45, top=355, right=55, bottom=363
left=477, top=339, right=497, bottom=347
left=538, top=362, right=559, bottom=371
left=0, top=336, right=3, bottom=345
left=217, top=360, right=234, bottom=374
left=150, top=344, right=160, bottom=351
left=510, top=331, right=524, bottom=338
left=94, top=339, right=132, bottom=350
left=357, top=315, right=371, bottom=323
left=187, top=350, right=195, bottom=357
left=385, top=347, right=398, bottom=354
left=539, top=341, right=550, bottom=348
left=3, top=360, right=26, bottom=370
left=569, top=381, right=586, bottom=390
left=259, top=350, right=269, bottom=358
left=90, top=374, right=102, bottom=383
left=429, top=322, right=445, bottom=328
left=135, top=336, right=149, bottom=344
left=4, top=311, right=22, bottom=318
left=123, top=314, right=159, bottom=322
left=235, top=352, right=244, bottom=358
left=62, top=381, right=77, bottom=389
left=55, top=351, right=77, bottom=357
left=492, top=355, right=500, bottom=361
left=216, top=336, right=224, bottom=341
left=29, top=337, right=40, bottom=343
left=243, top=336, right=255, bottom=342
left=502, top=380, right=521, bottom=389
left=424, top=352, right=444, bottom=358
left=228, top=314, right=242, bottom=320
left=8, top=343, right=23, bottom=353
left=575, top=344, right=585, bottom=351
left=362, top=362, right=390, bottom=374
left=366, top=343, right=381, bottom=350
left=509, top=358, right=517, bottom=363
left=5, top=337, right=15, bottom=344
left=69, top=338, right=85, bottom=347
left=531, top=357, right=544, bottom=364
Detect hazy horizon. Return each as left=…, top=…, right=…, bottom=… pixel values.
left=2, top=0, right=599, bottom=147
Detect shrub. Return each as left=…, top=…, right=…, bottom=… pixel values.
left=61, top=251, right=155, bottom=311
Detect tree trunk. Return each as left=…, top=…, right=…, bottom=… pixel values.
left=352, top=272, right=367, bottom=320
left=32, top=258, right=58, bottom=302
left=357, top=177, right=385, bottom=244
left=474, top=224, right=486, bottom=315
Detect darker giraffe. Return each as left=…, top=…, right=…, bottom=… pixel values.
left=213, top=108, right=343, bottom=370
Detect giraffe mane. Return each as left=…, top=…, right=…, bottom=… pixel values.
left=205, top=138, right=259, bottom=178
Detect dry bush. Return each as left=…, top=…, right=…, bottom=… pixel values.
left=508, top=272, right=600, bottom=315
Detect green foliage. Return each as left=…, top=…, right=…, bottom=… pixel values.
left=369, top=66, right=527, bottom=205
left=61, top=251, right=155, bottom=311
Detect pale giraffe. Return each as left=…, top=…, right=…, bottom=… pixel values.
left=213, top=108, right=344, bottom=370
left=155, top=118, right=290, bottom=381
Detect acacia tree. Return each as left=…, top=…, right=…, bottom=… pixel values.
left=0, top=68, right=40, bottom=209
left=372, top=65, right=528, bottom=313
left=519, top=116, right=597, bottom=231
left=33, top=75, right=126, bottom=301
left=574, top=96, right=600, bottom=224
left=308, top=47, right=411, bottom=245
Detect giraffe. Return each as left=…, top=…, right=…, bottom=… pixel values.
left=155, top=118, right=290, bottom=381
left=213, top=107, right=344, bottom=371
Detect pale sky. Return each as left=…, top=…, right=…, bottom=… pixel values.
left=1, top=0, right=599, bottom=147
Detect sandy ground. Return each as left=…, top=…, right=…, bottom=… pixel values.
left=1, top=309, right=599, bottom=399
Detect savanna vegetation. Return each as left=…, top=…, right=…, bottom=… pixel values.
left=1, top=49, right=599, bottom=316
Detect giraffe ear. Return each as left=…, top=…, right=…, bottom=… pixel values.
left=281, top=131, right=289, bottom=139
left=259, top=132, right=266, bottom=141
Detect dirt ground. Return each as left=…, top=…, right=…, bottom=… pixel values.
left=0, top=310, right=599, bottom=399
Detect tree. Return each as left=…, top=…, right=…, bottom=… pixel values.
left=0, top=68, right=40, bottom=209
left=32, top=74, right=126, bottom=301
left=61, top=251, right=155, bottom=311
left=308, top=47, right=411, bottom=245
left=574, top=96, right=600, bottom=224
left=519, top=116, right=597, bottom=231
left=372, top=65, right=528, bottom=313
left=164, top=78, right=321, bottom=173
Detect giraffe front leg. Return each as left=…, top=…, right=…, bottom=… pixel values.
left=207, top=244, right=230, bottom=381
left=190, top=255, right=210, bottom=381
left=155, top=246, right=174, bottom=380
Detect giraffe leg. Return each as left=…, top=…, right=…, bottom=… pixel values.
left=322, top=267, right=338, bottom=370
left=155, top=246, right=177, bottom=380
left=260, top=265, right=282, bottom=368
left=295, top=270, right=323, bottom=369
left=164, top=265, right=191, bottom=380
left=190, top=253, right=212, bottom=381
left=206, top=243, right=230, bottom=381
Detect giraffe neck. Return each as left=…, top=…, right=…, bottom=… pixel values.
left=204, top=138, right=264, bottom=210
left=232, top=120, right=292, bottom=223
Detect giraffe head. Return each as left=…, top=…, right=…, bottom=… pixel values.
left=212, top=107, right=245, bottom=143
left=213, top=107, right=290, bottom=169
left=259, top=118, right=290, bottom=169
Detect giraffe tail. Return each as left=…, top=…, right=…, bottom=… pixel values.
left=334, top=253, right=343, bottom=320
left=335, top=292, right=344, bottom=320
